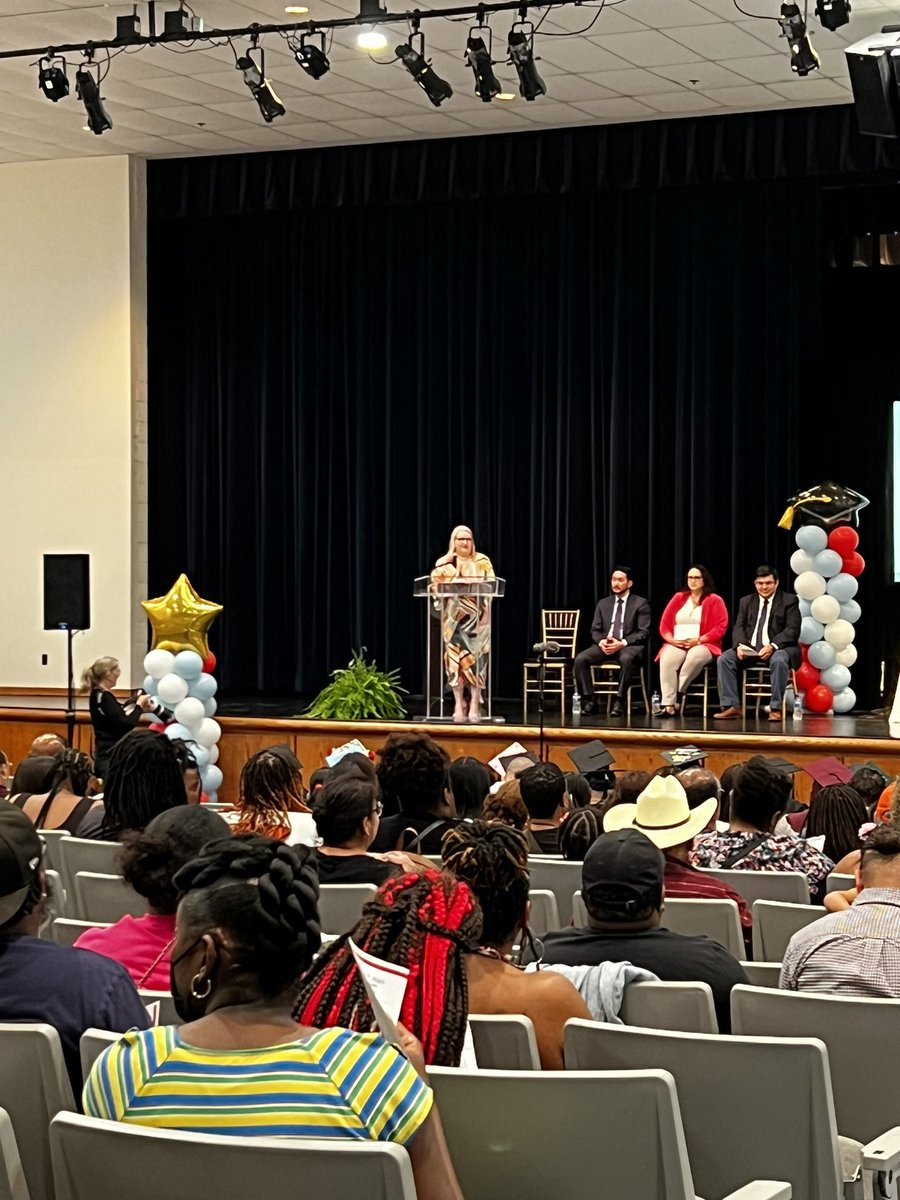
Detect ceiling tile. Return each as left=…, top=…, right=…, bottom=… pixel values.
left=584, top=65, right=687, bottom=93
left=665, top=22, right=778, bottom=57
left=765, top=75, right=852, bottom=98
left=620, top=0, right=724, bottom=28
left=651, top=59, right=756, bottom=87
left=573, top=95, right=659, bottom=116
left=721, top=51, right=795, bottom=80
left=537, top=37, right=637, bottom=71
left=592, top=30, right=706, bottom=65
left=700, top=81, right=784, bottom=103
left=638, top=88, right=722, bottom=109
left=540, top=73, right=619, bottom=100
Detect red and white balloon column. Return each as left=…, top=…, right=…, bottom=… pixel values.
left=791, top=525, right=863, bottom=715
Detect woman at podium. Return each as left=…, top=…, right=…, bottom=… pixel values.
left=431, top=525, right=495, bottom=723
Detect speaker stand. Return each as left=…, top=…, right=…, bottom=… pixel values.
left=59, top=624, right=76, bottom=747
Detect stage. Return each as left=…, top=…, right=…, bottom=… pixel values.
left=1, top=690, right=898, bottom=806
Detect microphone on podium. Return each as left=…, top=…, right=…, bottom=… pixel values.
left=533, top=640, right=561, bottom=655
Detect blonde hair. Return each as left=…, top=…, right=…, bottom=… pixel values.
left=444, top=525, right=476, bottom=559
left=80, top=656, right=119, bottom=693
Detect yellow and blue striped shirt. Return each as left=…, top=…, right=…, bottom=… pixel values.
left=83, top=1025, right=432, bottom=1143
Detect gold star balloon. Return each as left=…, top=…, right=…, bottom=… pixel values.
left=142, top=574, right=223, bottom=658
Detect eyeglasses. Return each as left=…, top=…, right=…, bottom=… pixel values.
left=686, top=573, right=703, bottom=580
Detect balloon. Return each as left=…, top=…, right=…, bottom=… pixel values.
left=800, top=616, right=825, bottom=644
left=812, top=549, right=843, bottom=579
left=202, top=652, right=217, bottom=674
left=195, top=718, right=222, bottom=747
left=142, top=675, right=156, bottom=695
left=790, top=549, right=814, bottom=575
left=810, top=594, right=840, bottom=624
left=164, top=722, right=193, bottom=741
left=203, top=697, right=218, bottom=717
left=798, top=598, right=812, bottom=618
left=174, top=697, right=205, bottom=727
left=148, top=722, right=167, bottom=733
left=189, top=673, right=218, bottom=701
left=205, top=791, right=218, bottom=805
left=142, top=573, right=223, bottom=658
left=201, top=764, right=223, bottom=793
left=192, top=745, right=211, bottom=770
left=796, top=525, right=828, bottom=554
left=824, top=619, right=855, bottom=649
left=807, top=640, right=836, bottom=670
left=800, top=644, right=810, bottom=662
left=826, top=573, right=858, bottom=602
left=835, top=644, right=858, bottom=667
left=795, top=571, right=827, bottom=601
left=842, top=552, right=865, bottom=577
left=840, top=599, right=861, bottom=624
left=156, top=672, right=189, bottom=705
left=832, top=687, right=856, bottom=714
left=828, top=525, right=859, bottom=555
left=805, top=684, right=834, bottom=714
left=820, top=664, right=851, bottom=691
left=796, top=662, right=820, bottom=692
left=173, top=650, right=203, bottom=680
left=143, top=649, right=174, bottom=678
left=208, top=744, right=220, bottom=765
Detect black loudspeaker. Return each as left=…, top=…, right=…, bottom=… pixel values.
left=43, top=554, right=91, bottom=630
left=847, top=51, right=900, bottom=138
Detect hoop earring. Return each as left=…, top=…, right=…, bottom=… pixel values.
left=190, top=971, right=212, bottom=1000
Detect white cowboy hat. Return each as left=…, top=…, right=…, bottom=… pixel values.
left=602, top=774, right=718, bottom=850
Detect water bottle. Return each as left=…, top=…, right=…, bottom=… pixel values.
left=651, top=689, right=661, bottom=715
left=793, top=692, right=803, bottom=724
left=571, top=692, right=581, bottom=726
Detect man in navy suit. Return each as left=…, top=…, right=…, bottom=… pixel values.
left=574, top=566, right=651, bottom=717
left=715, top=564, right=801, bottom=723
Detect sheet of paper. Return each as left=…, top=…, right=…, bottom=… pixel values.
left=326, top=738, right=369, bottom=767
left=460, top=1021, right=478, bottom=1069
left=350, top=938, right=410, bottom=1046
left=144, top=1000, right=161, bottom=1027
left=488, top=741, right=528, bottom=777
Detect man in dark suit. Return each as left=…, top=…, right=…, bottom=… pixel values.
left=574, top=566, right=651, bottom=717
left=715, top=564, right=801, bottom=723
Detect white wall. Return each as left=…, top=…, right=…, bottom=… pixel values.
left=0, top=155, right=147, bottom=689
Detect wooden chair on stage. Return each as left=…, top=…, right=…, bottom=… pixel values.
left=522, top=610, right=580, bottom=722
left=679, top=664, right=717, bottom=717
left=589, top=663, right=650, bottom=719
left=742, top=666, right=774, bottom=717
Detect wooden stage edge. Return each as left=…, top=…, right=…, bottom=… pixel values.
left=3, top=706, right=900, bottom=807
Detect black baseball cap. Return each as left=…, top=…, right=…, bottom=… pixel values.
left=582, top=828, right=664, bottom=920
left=0, top=807, right=43, bottom=926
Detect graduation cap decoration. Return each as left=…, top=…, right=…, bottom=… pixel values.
left=761, top=756, right=800, bottom=775
left=568, top=739, right=617, bottom=789
left=660, top=746, right=707, bottom=770
left=804, top=756, right=853, bottom=787
left=850, top=760, right=891, bottom=784
left=778, top=481, right=869, bottom=530
left=497, top=750, right=540, bottom=776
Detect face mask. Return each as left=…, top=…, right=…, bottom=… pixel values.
left=169, top=935, right=212, bottom=1022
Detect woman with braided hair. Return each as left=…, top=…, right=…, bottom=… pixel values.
left=75, top=729, right=187, bottom=840
left=233, top=747, right=317, bottom=846
left=84, top=835, right=464, bottom=1200
left=442, top=821, right=591, bottom=1069
left=12, top=747, right=96, bottom=832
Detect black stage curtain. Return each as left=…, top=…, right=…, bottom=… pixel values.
left=148, top=105, right=896, bottom=703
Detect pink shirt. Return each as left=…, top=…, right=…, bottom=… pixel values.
left=74, top=912, right=176, bottom=991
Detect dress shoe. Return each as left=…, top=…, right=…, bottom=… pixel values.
left=610, top=699, right=623, bottom=718
left=714, top=706, right=743, bottom=720
left=768, top=710, right=782, bottom=722
left=581, top=699, right=596, bottom=716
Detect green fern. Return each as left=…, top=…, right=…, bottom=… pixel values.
left=303, top=648, right=408, bottom=720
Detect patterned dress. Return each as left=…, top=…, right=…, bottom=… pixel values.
left=431, top=553, right=495, bottom=688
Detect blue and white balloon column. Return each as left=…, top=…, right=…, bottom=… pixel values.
left=791, top=524, right=862, bottom=716
left=143, top=648, right=223, bottom=801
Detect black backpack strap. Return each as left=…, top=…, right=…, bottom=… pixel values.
left=720, top=832, right=768, bottom=869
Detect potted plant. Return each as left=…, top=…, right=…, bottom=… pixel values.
left=304, top=648, right=408, bottom=720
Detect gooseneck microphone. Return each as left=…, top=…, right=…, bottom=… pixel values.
left=533, top=640, right=561, bottom=655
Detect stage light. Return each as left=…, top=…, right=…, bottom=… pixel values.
left=293, top=31, right=331, bottom=79
left=396, top=35, right=453, bottom=106
left=357, top=26, right=388, bottom=49
left=75, top=66, right=112, bottom=133
left=815, top=0, right=850, bottom=30
left=235, top=47, right=286, bottom=122
left=779, top=3, right=820, bottom=75
left=356, top=0, right=388, bottom=49
left=284, top=5, right=310, bottom=11
left=466, top=27, right=502, bottom=102
left=507, top=21, right=545, bottom=100
left=38, top=55, right=69, bottom=102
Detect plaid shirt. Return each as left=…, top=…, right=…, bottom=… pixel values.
left=690, top=830, right=833, bottom=892
left=780, top=889, right=900, bottom=996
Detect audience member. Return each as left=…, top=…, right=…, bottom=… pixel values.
left=541, top=829, right=747, bottom=1031
left=74, top=805, right=229, bottom=989
left=482, top=780, right=537, bottom=847
left=449, top=756, right=494, bottom=820
left=603, top=776, right=752, bottom=951
left=9, top=755, right=57, bottom=798
left=84, top=836, right=463, bottom=1200
left=441, top=821, right=591, bottom=1068
left=0, top=807, right=150, bottom=1092
left=306, top=765, right=332, bottom=804
left=169, top=738, right=202, bottom=805
left=76, top=730, right=187, bottom=840
left=602, top=770, right=652, bottom=817
left=564, top=772, right=592, bottom=810
left=874, top=782, right=897, bottom=825
left=781, top=825, right=900, bottom=995
left=850, top=764, right=890, bottom=815
left=518, top=762, right=567, bottom=853
left=558, top=807, right=603, bottom=861
left=501, top=755, right=539, bottom=782
left=691, top=755, right=833, bottom=898
left=27, top=733, right=67, bottom=759
left=678, top=767, right=722, bottom=812
left=12, top=748, right=96, bottom=833
left=0, top=750, right=8, bottom=800
left=331, top=751, right=377, bottom=781
left=233, top=746, right=315, bottom=845
left=804, top=784, right=868, bottom=865
left=312, top=773, right=399, bottom=885
left=371, top=733, right=457, bottom=854
left=719, top=762, right=744, bottom=825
